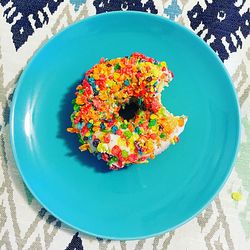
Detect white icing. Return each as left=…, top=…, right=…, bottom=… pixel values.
left=86, top=116, right=187, bottom=164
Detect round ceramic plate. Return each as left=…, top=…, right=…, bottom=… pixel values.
left=10, top=11, right=240, bottom=240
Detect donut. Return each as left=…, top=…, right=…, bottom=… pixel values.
left=67, top=52, right=187, bottom=169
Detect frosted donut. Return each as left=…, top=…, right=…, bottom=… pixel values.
left=67, top=52, right=187, bottom=169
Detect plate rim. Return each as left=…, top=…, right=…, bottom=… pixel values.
left=9, top=11, right=241, bottom=240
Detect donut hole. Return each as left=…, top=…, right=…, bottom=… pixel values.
left=119, top=98, right=140, bottom=121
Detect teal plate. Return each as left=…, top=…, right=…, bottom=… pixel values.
left=10, top=11, right=240, bottom=240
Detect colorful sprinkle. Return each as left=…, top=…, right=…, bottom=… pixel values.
left=231, top=192, right=242, bottom=201
left=103, top=134, right=111, bottom=143
left=124, top=80, right=130, bottom=86
left=122, top=150, right=129, bottom=158
left=97, top=152, right=102, bottom=160
left=124, top=130, right=132, bottom=139
left=92, top=139, right=100, bottom=148
left=148, top=119, right=157, bottom=128
left=111, top=125, right=118, bottom=134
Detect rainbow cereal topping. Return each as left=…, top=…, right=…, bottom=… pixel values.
left=67, top=52, right=187, bottom=169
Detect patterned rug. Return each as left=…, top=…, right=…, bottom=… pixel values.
left=0, top=0, right=249, bottom=249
